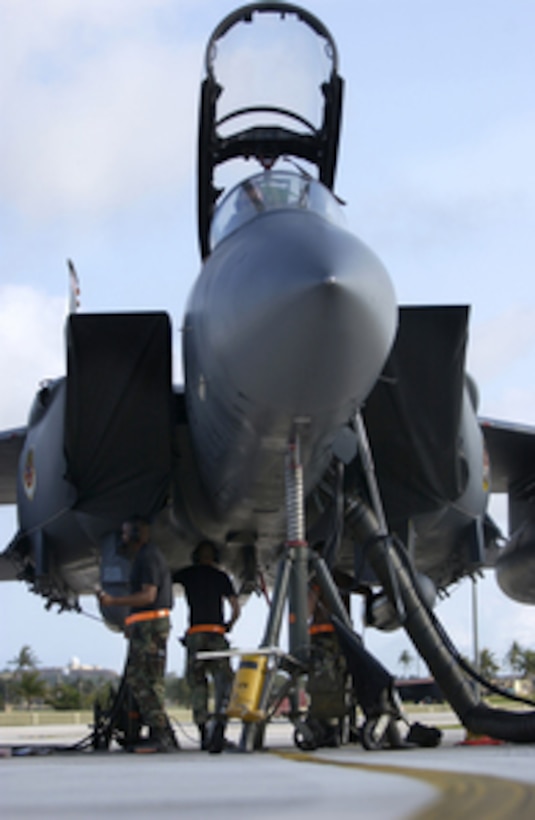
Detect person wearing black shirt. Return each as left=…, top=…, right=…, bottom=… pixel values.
left=98, top=517, right=178, bottom=752
left=174, top=540, right=240, bottom=751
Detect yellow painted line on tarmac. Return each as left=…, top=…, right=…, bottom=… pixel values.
left=273, top=750, right=535, bottom=820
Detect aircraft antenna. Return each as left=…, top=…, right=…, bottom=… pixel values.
left=67, top=259, right=81, bottom=314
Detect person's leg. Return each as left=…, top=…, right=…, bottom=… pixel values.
left=186, top=633, right=210, bottom=747
left=209, top=634, right=235, bottom=753
left=128, top=620, right=177, bottom=750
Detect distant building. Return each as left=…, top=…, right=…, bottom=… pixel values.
left=37, top=661, right=118, bottom=687
left=492, top=675, right=534, bottom=697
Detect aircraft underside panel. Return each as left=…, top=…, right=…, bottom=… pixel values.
left=64, top=313, right=172, bottom=525
left=362, top=305, right=469, bottom=524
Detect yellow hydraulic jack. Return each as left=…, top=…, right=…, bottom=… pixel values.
left=227, top=654, right=268, bottom=723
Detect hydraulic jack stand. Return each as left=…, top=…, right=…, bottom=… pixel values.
left=237, top=434, right=359, bottom=751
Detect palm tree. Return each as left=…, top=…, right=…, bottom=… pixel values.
left=8, top=645, right=44, bottom=708
left=504, top=643, right=535, bottom=678
left=9, top=645, right=39, bottom=671
left=521, top=650, right=535, bottom=676
left=13, top=670, right=48, bottom=710
left=398, top=649, right=414, bottom=678
left=505, top=641, right=524, bottom=675
left=479, top=648, right=499, bottom=680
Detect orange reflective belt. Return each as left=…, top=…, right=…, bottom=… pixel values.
left=187, top=624, right=226, bottom=635
left=309, top=623, right=335, bottom=635
left=124, top=608, right=171, bottom=627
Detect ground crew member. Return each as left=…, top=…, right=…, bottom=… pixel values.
left=300, top=582, right=349, bottom=749
left=173, top=540, right=240, bottom=752
left=97, top=516, right=178, bottom=752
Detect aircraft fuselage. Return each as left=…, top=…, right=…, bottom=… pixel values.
left=182, top=182, right=397, bottom=545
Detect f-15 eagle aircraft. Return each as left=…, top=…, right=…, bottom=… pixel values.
left=1, top=2, right=535, bottom=746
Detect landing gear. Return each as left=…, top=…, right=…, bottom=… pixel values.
left=235, top=434, right=311, bottom=751
left=230, top=430, right=436, bottom=752
left=360, top=688, right=405, bottom=750
left=236, top=434, right=384, bottom=752
left=361, top=716, right=388, bottom=751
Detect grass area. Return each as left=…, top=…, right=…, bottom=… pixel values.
left=0, top=706, right=192, bottom=728
left=0, top=710, right=94, bottom=727
left=2, top=697, right=527, bottom=729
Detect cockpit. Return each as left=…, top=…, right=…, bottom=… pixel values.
left=198, top=3, right=344, bottom=258
left=209, top=170, right=346, bottom=250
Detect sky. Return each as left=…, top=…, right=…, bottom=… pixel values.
left=1, top=0, right=534, bottom=679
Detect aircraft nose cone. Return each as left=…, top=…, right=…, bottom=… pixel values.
left=187, top=210, right=397, bottom=416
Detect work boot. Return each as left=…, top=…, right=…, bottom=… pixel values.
left=208, top=719, right=226, bottom=754
left=199, top=724, right=209, bottom=751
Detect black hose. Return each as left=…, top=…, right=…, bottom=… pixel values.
left=345, top=495, right=535, bottom=743
left=390, top=535, right=535, bottom=709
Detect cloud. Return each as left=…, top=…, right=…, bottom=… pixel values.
left=0, top=285, right=66, bottom=427
left=0, top=1, right=202, bottom=222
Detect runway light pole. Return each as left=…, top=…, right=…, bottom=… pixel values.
left=472, top=575, right=480, bottom=698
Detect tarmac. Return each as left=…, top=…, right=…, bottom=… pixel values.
left=1, top=712, right=535, bottom=819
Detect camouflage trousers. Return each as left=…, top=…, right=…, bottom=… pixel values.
left=185, top=632, right=234, bottom=726
left=308, top=632, right=348, bottom=719
left=125, top=617, right=171, bottom=735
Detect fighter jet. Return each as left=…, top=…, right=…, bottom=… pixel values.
left=1, top=3, right=535, bottom=745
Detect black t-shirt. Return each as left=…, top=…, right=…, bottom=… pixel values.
left=130, top=542, right=173, bottom=613
left=173, top=564, right=236, bottom=626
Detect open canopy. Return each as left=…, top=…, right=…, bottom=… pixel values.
left=197, top=2, right=344, bottom=257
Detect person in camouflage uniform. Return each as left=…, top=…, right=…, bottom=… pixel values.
left=186, top=631, right=235, bottom=729
left=303, top=582, right=349, bottom=749
left=174, top=541, right=240, bottom=752
left=125, top=618, right=171, bottom=740
left=98, top=517, right=178, bottom=752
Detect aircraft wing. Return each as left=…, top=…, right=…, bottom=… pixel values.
left=0, top=426, right=26, bottom=505
left=480, top=417, right=535, bottom=495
